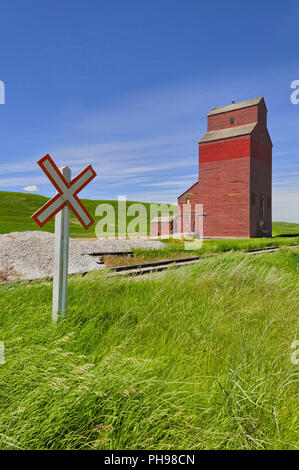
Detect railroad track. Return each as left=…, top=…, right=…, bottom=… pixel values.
left=106, top=243, right=299, bottom=277
left=108, top=256, right=201, bottom=276
left=245, top=243, right=299, bottom=254
left=6, top=243, right=299, bottom=283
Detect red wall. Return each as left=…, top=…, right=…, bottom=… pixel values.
left=177, top=182, right=199, bottom=206
left=177, top=182, right=199, bottom=233
left=198, top=136, right=251, bottom=237
left=150, top=221, right=173, bottom=238
left=208, top=106, right=258, bottom=131
left=249, top=130, right=272, bottom=237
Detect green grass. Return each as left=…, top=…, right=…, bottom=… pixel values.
left=1, top=191, right=299, bottom=241
left=132, top=236, right=299, bottom=261
left=0, top=191, right=176, bottom=237
left=1, top=248, right=299, bottom=449
left=272, top=221, right=299, bottom=237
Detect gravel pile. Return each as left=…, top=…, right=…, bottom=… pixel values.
left=0, top=231, right=165, bottom=281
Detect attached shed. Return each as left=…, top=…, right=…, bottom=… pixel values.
left=177, top=181, right=199, bottom=234
left=150, top=216, right=174, bottom=238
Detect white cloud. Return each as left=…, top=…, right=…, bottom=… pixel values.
left=144, top=179, right=197, bottom=188
left=2, top=69, right=299, bottom=221
left=23, top=185, right=38, bottom=192
left=0, top=160, right=37, bottom=173
left=53, top=134, right=197, bottom=176
left=0, top=176, right=45, bottom=187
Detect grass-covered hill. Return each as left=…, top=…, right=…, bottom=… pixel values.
left=0, top=191, right=98, bottom=236
left=272, top=221, right=299, bottom=237
left=0, top=191, right=176, bottom=237
left=0, top=191, right=161, bottom=237
left=0, top=247, right=299, bottom=449
left=1, top=191, right=299, bottom=239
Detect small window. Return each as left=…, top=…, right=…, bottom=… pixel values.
left=230, top=117, right=235, bottom=125
left=250, top=192, right=255, bottom=206
left=186, top=197, right=191, bottom=205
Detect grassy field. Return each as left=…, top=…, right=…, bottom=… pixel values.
left=1, top=191, right=299, bottom=241
left=272, top=221, right=299, bottom=237
left=0, top=247, right=299, bottom=449
left=0, top=191, right=173, bottom=237
left=129, top=235, right=299, bottom=263
left=2, top=189, right=299, bottom=268
left=101, top=236, right=299, bottom=267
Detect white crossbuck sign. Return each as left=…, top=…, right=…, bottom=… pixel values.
left=32, top=154, right=96, bottom=229
left=32, top=154, right=97, bottom=322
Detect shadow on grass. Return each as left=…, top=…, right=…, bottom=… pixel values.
left=273, top=233, right=299, bottom=238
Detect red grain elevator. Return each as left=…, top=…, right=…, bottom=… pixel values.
left=178, top=97, right=272, bottom=238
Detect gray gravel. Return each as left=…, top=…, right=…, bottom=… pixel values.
left=0, top=231, right=165, bottom=280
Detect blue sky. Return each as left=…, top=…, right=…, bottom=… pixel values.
left=0, top=0, right=299, bottom=221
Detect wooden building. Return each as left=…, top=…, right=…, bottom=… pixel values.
left=178, top=97, right=272, bottom=238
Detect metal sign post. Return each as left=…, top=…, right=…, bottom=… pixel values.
left=32, top=154, right=97, bottom=322
left=52, top=166, right=71, bottom=322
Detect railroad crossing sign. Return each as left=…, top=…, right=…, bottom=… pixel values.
left=32, top=154, right=97, bottom=322
left=32, top=154, right=96, bottom=229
